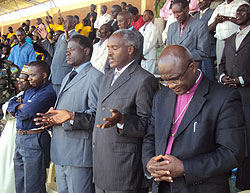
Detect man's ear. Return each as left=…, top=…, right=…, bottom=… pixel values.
left=83, top=47, right=91, bottom=56
left=128, top=46, right=135, bottom=56
left=184, top=6, right=189, bottom=14
left=42, top=72, right=48, bottom=80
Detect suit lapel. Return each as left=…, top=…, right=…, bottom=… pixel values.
left=174, top=77, right=209, bottom=139
left=237, top=32, right=250, bottom=52
left=159, top=89, right=176, bottom=155
left=101, top=62, right=137, bottom=103
left=55, top=63, right=91, bottom=107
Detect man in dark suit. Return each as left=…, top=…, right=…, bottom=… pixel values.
left=219, top=4, right=250, bottom=190
left=93, top=29, right=158, bottom=193
left=107, top=5, right=122, bottom=32
left=142, top=45, right=245, bottom=193
left=194, top=0, right=215, bottom=80
left=35, top=35, right=103, bottom=193
left=167, top=0, right=210, bottom=69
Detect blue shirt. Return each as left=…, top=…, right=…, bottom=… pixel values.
left=8, top=82, right=57, bottom=130
left=8, top=42, right=36, bottom=70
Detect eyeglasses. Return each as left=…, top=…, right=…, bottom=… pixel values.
left=162, top=62, right=192, bottom=86
left=17, top=78, right=28, bottom=82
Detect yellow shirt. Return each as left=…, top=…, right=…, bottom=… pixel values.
left=7, top=32, right=16, bottom=39
left=54, top=23, right=64, bottom=31
left=46, top=24, right=56, bottom=32
left=80, top=26, right=92, bottom=37
left=75, top=23, right=83, bottom=33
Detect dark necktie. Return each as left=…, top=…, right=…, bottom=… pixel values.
left=67, top=70, right=77, bottom=84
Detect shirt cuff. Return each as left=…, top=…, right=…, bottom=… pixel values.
left=219, top=73, right=226, bottom=83
left=239, top=76, right=245, bottom=87
left=69, top=112, right=75, bottom=125
left=117, top=123, right=124, bottom=129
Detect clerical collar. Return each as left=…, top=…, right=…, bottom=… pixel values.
left=186, top=69, right=202, bottom=94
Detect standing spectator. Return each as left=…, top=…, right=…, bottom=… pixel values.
left=208, top=0, right=247, bottom=71
left=143, top=45, right=245, bottom=193
left=38, top=15, right=78, bottom=94
left=129, top=6, right=145, bottom=30
left=80, top=18, right=93, bottom=37
left=1, top=45, right=10, bottom=59
left=91, top=23, right=113, bottom=73
left=121, top=2, right=127, bottom=11
left=194, top=0, right=215, bottom=80
left=7, top=27, right=16, bottom=40
left=25, top=20, right=30, bottom=30
left=94, top=5, right=111, bottom=31
left=8, top=61, right=57, bottom=193
left=167, top=0, right=210, bottom=68
left=86, top=4, right=97, bottom=41
left=117, top=11, right=144, bottom=65
left=36, top=18, right=46, bottom=32
left=75, top=15, right=84, bottom=33
left=8, top=28, right=36, bottom=70
left=139, top=10, right=159, bottom=74
left=219, top=4, right=250, bottom=190
left=107, top=5, right=122, bottom=32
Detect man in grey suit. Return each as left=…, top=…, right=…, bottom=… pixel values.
left=35, top=35, right=103, bottom=193
left=93, top=29, right=158, bottom=193
left=167, top=0, right=210, bottom=69
left=38, top=15, right=79, bottom=94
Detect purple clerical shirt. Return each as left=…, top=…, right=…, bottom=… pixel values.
left=165, top=71, right=203, bottom=155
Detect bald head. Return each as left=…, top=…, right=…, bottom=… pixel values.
left=158, top=45, right=199, bottom=95
left=117, top=11, right=132, bottom=29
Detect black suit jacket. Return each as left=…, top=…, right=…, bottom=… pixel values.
left=142, top=76, right=245, bottom=193
left=219, top=31, right=250, bottom=106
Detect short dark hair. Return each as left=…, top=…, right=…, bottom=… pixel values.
left=91, top=4, right=96, bottom=10
left=26, top=19, right=30, bottom=23
left=112, top=4, right=122, bottom=12
left=36, top=18, right=42, bottom=23
left=102, top=5, right=107, bottom=10
left=8, top=26, right=13, bottom=31
left=128, top=6, right=139, bottom=16
left=70, top=35, right=93, bottom=57
left=28, top=61, right=51, bottom=77
left=16, top=27, right=25, bottom=34
left=74, top=15, right=79, bottom=20
left=144, top=9, right=154, bottom=17
left=121, top=2, right=127, bottom=6
left=172, top=0, right=189, bottom=9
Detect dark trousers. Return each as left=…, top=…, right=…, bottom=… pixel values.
left=14, top=131, right=51, bottom=193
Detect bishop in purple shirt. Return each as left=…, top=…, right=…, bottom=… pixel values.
left=142, top=45, right=245, bottom=193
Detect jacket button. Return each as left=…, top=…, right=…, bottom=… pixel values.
left=101, top=106, right=105, bottom=111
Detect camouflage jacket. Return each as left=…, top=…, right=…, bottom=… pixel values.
left=0, top=59, right=20, bottom=104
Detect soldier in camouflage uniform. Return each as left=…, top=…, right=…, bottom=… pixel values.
left=0, top=59, right=20, bottom=131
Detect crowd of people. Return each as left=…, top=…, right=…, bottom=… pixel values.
left=0, top=0, right=250, bottom=193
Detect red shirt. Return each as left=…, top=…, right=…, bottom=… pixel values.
left=131, top=15, right=145, bottom=31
